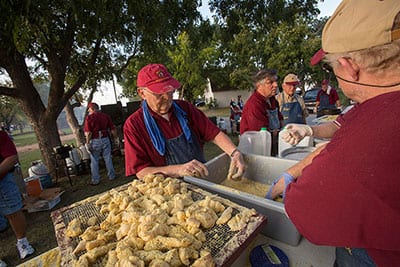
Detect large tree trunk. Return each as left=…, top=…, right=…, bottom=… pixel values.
left=30, top=116, right=62, bottom=180
left=64, top=102, right=85, bottom=146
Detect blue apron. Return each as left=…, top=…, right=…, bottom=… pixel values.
left=267, top=108, right=280, bottom=131
left=319, top=93, right=336, bottom=111
left=165, top=131, right=205, bottom=165
left=281, top=97, right=304, bottom=126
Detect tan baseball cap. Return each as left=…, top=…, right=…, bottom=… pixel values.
left=283, top=74, right=300, bottom=85
left=311, top=0, right=400, bottom=65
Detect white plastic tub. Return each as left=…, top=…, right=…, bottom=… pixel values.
left=184, top=153, right=302, bottom=246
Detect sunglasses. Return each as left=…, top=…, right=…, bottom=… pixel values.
left=322, top=63, right=333, bottom=73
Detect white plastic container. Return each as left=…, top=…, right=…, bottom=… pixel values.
left=238, top=129, right=271, bottom=156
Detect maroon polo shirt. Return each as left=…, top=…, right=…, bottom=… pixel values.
left=240, top=90, right=283, bottom=134
left=0, top=131, right=17, bottom=179
left=84, top=111, right=115, bottom=138
left=285, top=91, right=400, bottom=266
left=123, top=100, right=220, bottom=176
left=316, top=88, right=339, bottom=105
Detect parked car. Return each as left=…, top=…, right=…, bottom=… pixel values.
left=194, top=99, right=206, bottom=107
left=303, top=88, right=320, bottom=114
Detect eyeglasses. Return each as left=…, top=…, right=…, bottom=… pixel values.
left=143, top=88, right=176, bottom=99
left=322, top=63, right=334, bottom=73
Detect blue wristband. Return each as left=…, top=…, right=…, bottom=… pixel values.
left=266, top=172, right=294, bottom=201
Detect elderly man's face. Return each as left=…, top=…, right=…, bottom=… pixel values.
left=257, top=77, right=278, bottom=98
left=282, top=83, right=296, bottom=96
left=138, top=88, right=175, bottom=115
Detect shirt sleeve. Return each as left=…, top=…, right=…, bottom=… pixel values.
left=123, top=114, right=165, bottom=176
left=0, top=131, right=17, bottom=161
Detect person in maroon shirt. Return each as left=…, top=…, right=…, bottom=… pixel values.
left=123, top=63, right=245, bottom=180
left=315, top=79, right=342, bottom=117
left=267, top=0, right=400, bottom=266
left=240, top=69, right=283, bottom=156
left=0, top=131, right=35, bottom=261
left=84, top=102, right=119, bottom=185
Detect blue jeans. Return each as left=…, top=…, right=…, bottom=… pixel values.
left=335, top=247, right=376, bottom=267
left=0, top=172, right=23, bottom=216
left=89, top=137, right=115, bottom=183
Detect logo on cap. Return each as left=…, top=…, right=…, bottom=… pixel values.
left=156, top=70, right=165, bottom=78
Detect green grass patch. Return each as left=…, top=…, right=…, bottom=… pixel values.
left=12, top=132, right=39, bottom=147
left=12, top=128, right=72, bottom=147
left=18, top=150, right=43, bottom=178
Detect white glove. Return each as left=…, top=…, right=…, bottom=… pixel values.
left=281, top=124, right=313, bottom=145
left=313, top=107, right=318, bottom=114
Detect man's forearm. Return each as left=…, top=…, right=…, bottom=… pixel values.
left=311, top=121, right=339, bottom=139
left=0, top=155, right=18, bottom=178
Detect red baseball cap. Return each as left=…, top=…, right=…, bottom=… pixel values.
left=321, top=79, right=329, bottom=85
left=137, top=64, right=181, bottom=94
left=87, top=102, right=98, bottom=109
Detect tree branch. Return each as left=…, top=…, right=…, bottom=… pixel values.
left=0, top=86, right=18, bottom=97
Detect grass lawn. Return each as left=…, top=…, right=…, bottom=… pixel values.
left=0, top=107, right=237, bottom=266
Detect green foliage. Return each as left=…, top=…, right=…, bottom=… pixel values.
left=167, top=32, right=207, bottom=101
left=205, top=0, right=324, bottom=91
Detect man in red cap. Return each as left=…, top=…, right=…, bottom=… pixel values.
left=277, top=73, right=308, bottom=126
left=123, top=63, right=245, bottom=180
left=84, top=102, right=119, bottom=185
left=267, top=0, right=400, bottom=266
left=314, top=79, right=341, bottom=117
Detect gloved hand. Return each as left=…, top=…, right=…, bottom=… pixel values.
left=227, top=149, right=246, bottom=180
left=85, top=143, right=93, bottom=154
left=280, top=123, right=313, bottom=146
left=265, top=172, right=294, bottom=201
left=313, top=107, right=318, bottom=114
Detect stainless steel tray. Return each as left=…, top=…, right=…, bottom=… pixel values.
left=184, top=153, right=302, bottom=246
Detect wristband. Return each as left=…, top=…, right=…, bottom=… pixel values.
left=230, top=148, right=240, bottom=157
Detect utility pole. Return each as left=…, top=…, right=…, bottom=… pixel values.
left=112, top=75, right=118, bottom=104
